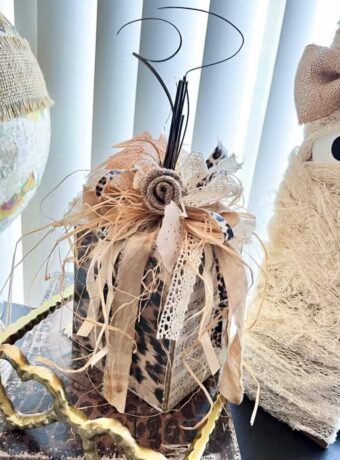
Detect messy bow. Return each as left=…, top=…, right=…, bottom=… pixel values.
left=66, top=132, right=254, bottom=412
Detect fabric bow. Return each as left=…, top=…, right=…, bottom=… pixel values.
left=295, top=44, right=340, bottom=124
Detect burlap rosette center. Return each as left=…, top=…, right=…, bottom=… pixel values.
left=139, top=167, right=182, bottom=214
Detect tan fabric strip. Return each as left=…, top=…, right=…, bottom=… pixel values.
left=0, top=35, right=53, bottom=122
left=219, top=330, right=243, bottom=404
left=103, top=230, right=157, bottom=412
left=77, top=240, right=123, bottom=338
left=199, top=245, right=220, bottom=375
left=215, top=245, right=248, bottom=404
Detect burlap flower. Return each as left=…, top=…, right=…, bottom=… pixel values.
left=139, top=167, right=182, bottom=215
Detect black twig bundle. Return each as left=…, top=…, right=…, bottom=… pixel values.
left=163, top=77, right=188, bottom=170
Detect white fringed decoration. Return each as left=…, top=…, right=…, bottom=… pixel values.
left=245, top=27, right=340, bottom=446
left=244, top=147, right=340, bottom=445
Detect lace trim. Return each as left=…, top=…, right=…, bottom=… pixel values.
left=157, top=234, right=203, bottom=340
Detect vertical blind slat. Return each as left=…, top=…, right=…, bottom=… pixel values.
left=237, top=0, right=286, bottom=206
left=192, top=0, right=270, bottom=157
left=133, top=0, right=210, bottom=151
left=14, top=0, right=37, bottom=53
left=20, top=0, right=98, bottom=305
left=0, top=0, right=23, bottom=306
left=248, top=0, right=321, bottom=239
left=91, top=0, right=143, bottom=167
left=0, top=0, right=13, bottom=21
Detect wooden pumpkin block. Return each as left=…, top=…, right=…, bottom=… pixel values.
left=73, top=233, right=228, bottom=411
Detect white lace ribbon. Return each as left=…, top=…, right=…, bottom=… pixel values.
left=157, top=233, right=203, bottom=340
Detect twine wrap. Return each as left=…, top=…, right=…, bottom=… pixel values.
left=0, top=32, right=53, bottom=122
left=139, top=167, right=182, bottom=215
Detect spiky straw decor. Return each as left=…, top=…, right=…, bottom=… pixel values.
left=244, top=25, right=340, bottom=446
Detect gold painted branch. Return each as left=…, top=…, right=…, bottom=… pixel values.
left=184, top=394, right=226, bottom=460
left=0, top=344, right=165, bottom=460
left=0, top=287, right=223, bottom=459
left=0, top=285, right=74, bottom=345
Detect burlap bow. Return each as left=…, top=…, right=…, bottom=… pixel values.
left=295, top=44, right=340, bottom=124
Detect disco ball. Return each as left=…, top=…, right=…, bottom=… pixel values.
left=0, top=13, right=52, bottom=232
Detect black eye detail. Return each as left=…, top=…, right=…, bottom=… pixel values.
left=331, top=136, right=340, bottom=161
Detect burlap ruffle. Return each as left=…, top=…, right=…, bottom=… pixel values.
left=0, top=30, right=53, bottom=122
